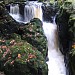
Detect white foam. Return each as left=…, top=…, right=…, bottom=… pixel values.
left=43, top=22, right=66, bottom=75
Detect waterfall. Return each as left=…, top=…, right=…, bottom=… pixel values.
left=33, top=2, right=42, bottom=21
left=10, top=4, right=19, bottom=14
left=24, top=2, right=42, bottom=23
left=24, top=4, right=34, bottom=23
left=9, top=2, right=42, bottom=23
left=9, top=2, right=67, bottom=75
left=43, top=22, right=66, bottom=75
left=9, top=4, right=21, bottom=22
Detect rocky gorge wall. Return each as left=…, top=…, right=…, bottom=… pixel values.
left=55, top=1, right=75, bottom=75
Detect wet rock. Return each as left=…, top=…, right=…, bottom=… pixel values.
left=55, top=1, right=75, bottom=75
left=55, top=2, right=72, bottom=55
left=42, top=3, right=59, bottom=22
left=19, top=3, right=25, bottom=20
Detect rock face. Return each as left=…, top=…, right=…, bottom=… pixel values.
left=55, top=1, right=75, bottom=75
left=42, top=3, right=58, bottom=23
left=0, top=1, right=48, bottom=75
left=69, top=13, right=75, bottom=75
left=55, top=1, right=74, bottom=55
left=56, top=8, right=70, bottom=55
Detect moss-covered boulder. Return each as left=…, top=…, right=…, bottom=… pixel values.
left=0, top=34, right=48, bottom=75
left=18, top=18, right=47, bottom=59
left=0, top=1, right=48, bottom=75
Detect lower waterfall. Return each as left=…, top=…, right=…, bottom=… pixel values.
left=9, top=1, right=67, bottom=75
left=43, top=22, right=66, bottom=75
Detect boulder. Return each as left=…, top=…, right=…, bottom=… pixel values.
left=0, top=1, right=48, bottom=75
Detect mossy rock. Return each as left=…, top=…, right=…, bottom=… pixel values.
left=19, top=18, right=48, bottom=59
left=0, top=34, right=48, bottom=75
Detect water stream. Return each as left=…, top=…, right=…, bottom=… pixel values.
left=9, top=2, right=66, bottom=75
left=43, top=22, right=66, bottom=75
left=9, top=4, right=21, bottom=22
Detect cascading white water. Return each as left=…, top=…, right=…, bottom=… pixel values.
left=10, top=4, right=19, bottom=14
left=24, top=4, right=34, bottom=23
left=9, top=2, right=42, bottom=23
left=9, top=2, right=66, bottom=75
left=10, top=4, right=21, bottom=22
left=43, top=22, right=66, bottom=75
left=24, top=2, right=42, bottom=23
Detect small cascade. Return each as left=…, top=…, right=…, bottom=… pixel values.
left=10, top=4, right=19, bottom=14
left=24, top=2, right=42, bottom=23
left=9, top=4, right=21, bottom=22
left=9, top=2, right=42, bottom=23
left=43, top=22, right=66, bottom=75
left=24, top=5, right=34, bottom=23
left=34, top=3, right=42, bottom=21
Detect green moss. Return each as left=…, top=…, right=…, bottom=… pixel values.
left=21, top=18, right=47, bottom=59
left=0, top=34, right=48, bottom=75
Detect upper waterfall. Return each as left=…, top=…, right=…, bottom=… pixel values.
left=9, top=4, right=21, bottom=22
left=24, top=4, right=34, bottom=23
left=10, top=4, right=19, bottom=14
left=24, top=1, right=42, bottom=23
left=9, top=1, right=43, bottom=23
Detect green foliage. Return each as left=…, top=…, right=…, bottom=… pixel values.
left=67, top=2, right=75, bottom=73
left=0, top=36, right=48, bottom=75
left=21, top=18, right=47, bottom=59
